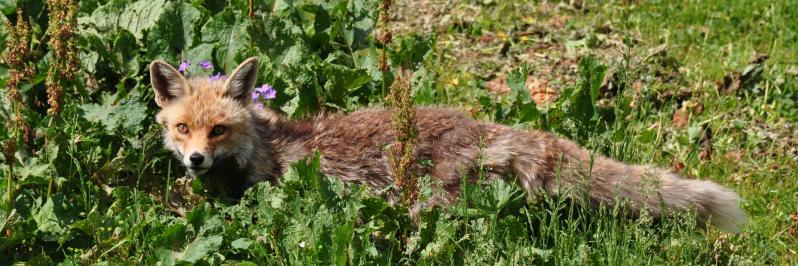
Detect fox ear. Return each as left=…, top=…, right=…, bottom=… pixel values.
left=150, top=60, right=188, bottom=107
left=223, top=57, right=259, bottom=104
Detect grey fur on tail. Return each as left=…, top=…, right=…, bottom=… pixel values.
left=485, top=130, right=747, bottom=233
left=677, top=175, right=748, bottom=233
left=596, top=167, right=748, bottom=233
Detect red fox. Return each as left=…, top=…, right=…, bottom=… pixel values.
left=150, top=57, right=747, bottom=232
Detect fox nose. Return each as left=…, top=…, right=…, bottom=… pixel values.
left=189, top=153, right=204, bottom=166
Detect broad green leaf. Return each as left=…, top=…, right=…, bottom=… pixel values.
left=490, top=179, right=521, bottom=211
left=333, top=221, right=354, bottom=266
left=289, top=67, right=322, bottom=118
left=301, top=4, right=333, bottom=44
left=0, top=0, right=15, bottom=15
left=80, top=0, right=167, bottom=41
left=145, top=2, right=204, bottom=61
left=507, top=64, right=531, bottom=100
left=579, top=57, right=607, bottom=103
left=46, top=142, right=59, bottom=164
left=515, top=101, right=541, bottom=124
left=231, top=238, right=253, bottom=250
left=506, top=64, right=540, bottom=124
left=77, top=32, right=113, bottom=75
left=156, top=224, right=188, bottom=248
left=78, top=1, right=126, bottom=35
left=112, top=29, right=141, bottom=75
left=176, top=235, right=224, bottom=263
left=564, top=56, right=608, bottom=139
left=350, top=10, right=376, bottom=50
left=118, top=0, right=167, bottom=40
left=33, top=198, right=61, bottom=237
left=280, top=94, right=301, bottom=118
left=293, top=152, right=337, bottom=208
left=177, top=3, right=204, bottom=48
left=17, top=159, right=50, bottom=183
left=80, top=51, right=100, bottom=74
left=186, top=43, right=215, bottom=64
left=273, top=0, right=293, bottom=13
left=200, top=8, right=250, bottom=71
left=281, top=43, right=310, bottom=67
left=79, top=91, right=147, bottom=134
left=321, top=62, right=370, bottom=108
left=33, top=195, right=76, bottom=242
left=153, top=248, right=176, bottom=266
left=186, top=203, right=215, bottom=234
left=353, top=47, right=382, bottom=82
left=14, top=153, right=50, bottom=186
left=332, top=0, right=376, bottom=50
left=388, top=35, right=433, bottom=70
left=0, top=14, right=7, bottom=52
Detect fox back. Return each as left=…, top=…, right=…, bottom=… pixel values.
left=151, top=58, right=747, bottom=232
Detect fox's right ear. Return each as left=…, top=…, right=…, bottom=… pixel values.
left=150, top=60, right=188, bottom=107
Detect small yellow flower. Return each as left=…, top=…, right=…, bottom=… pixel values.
left=497, top=32, right=508, bottom=42
left=451, top=78, right=459, bottom=86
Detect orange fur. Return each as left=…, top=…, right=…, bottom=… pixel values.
left=151, top=58, right=747, bottom=232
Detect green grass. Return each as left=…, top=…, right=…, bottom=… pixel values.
left=430, top=1, right=798, bottom=263
left=1, top=0, right=796, bottom=264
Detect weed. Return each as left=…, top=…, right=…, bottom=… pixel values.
left=0, top=0, right=795, bottom=264
left=386, top=68, right=419, bottom=205
left=44, top=0, right=79, bottom=117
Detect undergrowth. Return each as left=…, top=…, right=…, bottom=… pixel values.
left=0, top=0, right=795, bottom=264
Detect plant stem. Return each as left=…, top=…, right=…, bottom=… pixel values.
left=249, top=0, right=254, bottom=19
left=3, top=139, right=15, bottom=207
left=6, top=159, right=13, bottom=206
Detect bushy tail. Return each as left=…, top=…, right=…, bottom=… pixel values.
left=552, top=140, right=748, bottom=233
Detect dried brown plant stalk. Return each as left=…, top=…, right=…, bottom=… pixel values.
left=377, top=0, right=393, bottom=72
left=378, top=0, right=418, bottom=203
left=386, top=69, right=419, bottom=204
left=45, top=0, right=80, bottom=116
left=4, top=9, right=35, bottom=145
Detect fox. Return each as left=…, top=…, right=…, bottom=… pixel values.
left=150, top=57, right=747, bottom=232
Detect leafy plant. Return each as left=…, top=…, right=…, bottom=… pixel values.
left=0, top=0, right=795, bottom=264
left=479, top=56, right=615, bottom=145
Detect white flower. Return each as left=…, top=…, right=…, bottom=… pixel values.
left=298, top=241, right=306, bottom=248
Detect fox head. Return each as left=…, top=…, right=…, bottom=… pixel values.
left=150, top=57, right=260, bottom=177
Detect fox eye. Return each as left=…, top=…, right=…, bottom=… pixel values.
left=210, top=125, right=226, bottom=137
left=176, top=123, right=188, bottom=134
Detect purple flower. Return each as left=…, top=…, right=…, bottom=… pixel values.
left=178, top=61, right=189, bottom=72
left=251, top=92, right=261, bottom=103
left=251, top=84, right=276, bottom=109
left=198, top=60, right=213, bottom=70
left=261, top=84, right=277, bottom=100
left=209, top=72, right=227, bottom=81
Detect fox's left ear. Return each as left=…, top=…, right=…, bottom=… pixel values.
left=223, top=57, right=259, bottom=104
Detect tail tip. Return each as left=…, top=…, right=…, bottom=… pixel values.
left=704, top=188, right=748, bottom=233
